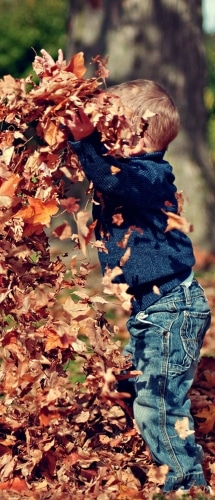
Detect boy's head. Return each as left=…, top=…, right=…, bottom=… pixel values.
left=107, top=79, right=180, bottom=152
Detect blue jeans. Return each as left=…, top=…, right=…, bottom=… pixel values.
left=124, top=278, right=211, bottom=492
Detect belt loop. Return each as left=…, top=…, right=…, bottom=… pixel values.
left=183, top=284, right=191, bottom=305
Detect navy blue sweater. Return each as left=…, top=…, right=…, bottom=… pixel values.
left=70, top=132, right=195, bottom=312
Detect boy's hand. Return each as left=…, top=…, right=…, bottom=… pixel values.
left=64, top=108, right=95, bottom=141
left=34, top=48, right=66, bottom=75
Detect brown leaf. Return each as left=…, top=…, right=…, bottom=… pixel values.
left=60, top=197, right=80, bottom=214
left=196, top=405, right=215, bottom=433
left=52, top=221, right=72, bottom=240
left=110, top=165, right=121, bottom=175
left=65, top=52, right=87, bottom=78
left=92, top=54, right=109, bottom=81
left=39, top=407, right=61, bottom=426
left=76, top=209, right=97, bottom=256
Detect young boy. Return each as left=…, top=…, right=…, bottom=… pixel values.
left=68, top=79, right=211, bottom=494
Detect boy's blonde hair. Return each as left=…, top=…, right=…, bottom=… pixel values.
left=108, top=79, right=180, bottom=151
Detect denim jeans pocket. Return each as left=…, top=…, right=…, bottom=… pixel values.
left=180, top=310, right=211, bottom=360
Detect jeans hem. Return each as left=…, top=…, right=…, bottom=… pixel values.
left=163, top=472, right=208, bottom=493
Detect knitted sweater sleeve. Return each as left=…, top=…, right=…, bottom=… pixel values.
left=69, top=132, right=163, bottom=208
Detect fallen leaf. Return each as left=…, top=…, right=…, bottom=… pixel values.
left=195, top=405, right=215, bottom=433
left=0, top=478, right=30, bottom=492
left=0, top=173, right=20, bottom=197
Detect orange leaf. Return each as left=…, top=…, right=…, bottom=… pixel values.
left=14, top=196, right=59, bottom=226
left=163, top=210, right=193, bottom=234
left=0, top=477, right=30, bottom=492
left=110, top=165, right=121, bottom=175
left=39, top=407, right=61, bottom=426
left=63, top=451, right=82, bottom=466
left=65, top=52, right=87, bottom=78
left=0, top=173, right=20, bottom=197
left=37, top=324, right=74, bottom=351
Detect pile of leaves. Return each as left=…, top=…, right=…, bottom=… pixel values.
left=0, top=50, right=215, bottom=499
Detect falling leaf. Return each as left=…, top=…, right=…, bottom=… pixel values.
left=174, top=416, right=195, bottom=439
left=92, top=54, right=109, bottom=81
left=110, top=165, right=121, bottom=175
left=175, top=190, right=185, bottom=214
left=112, top=213, right=124, bottom=226
left=52, top=221, right=72, bottom=240
left=120, top=247, right=131, bottom=266
left=163, top=210, right=193, bottom=234
left=14, top=196, right=59, bottom=226
left=63, top=295, right=90, bottom=319
left=60, top=197, right=80, bottom=214
left=117, top=227, right=132, bottom=249
left=65, top=52, right=87, bottom=77
left=76, top=209, right=97, bottom=256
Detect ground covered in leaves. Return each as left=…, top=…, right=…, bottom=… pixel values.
left=0, top=49, right=215, bottom=499
left=0, top=272, right=215, bottom=500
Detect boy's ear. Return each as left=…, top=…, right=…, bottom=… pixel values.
left=142, top=131, right=153, bottom=149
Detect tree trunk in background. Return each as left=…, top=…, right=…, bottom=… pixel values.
left=67, top=0, right=215, bottom=250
